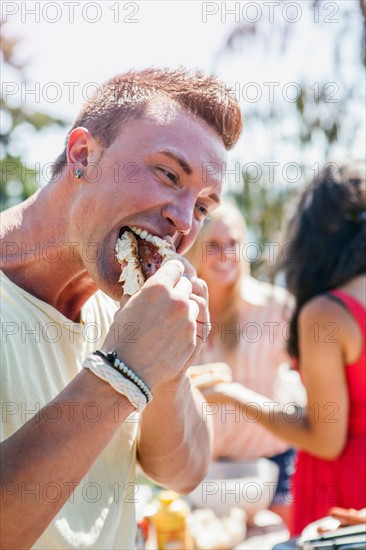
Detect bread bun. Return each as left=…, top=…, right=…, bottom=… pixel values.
left=189, top=363, right=232, bottom=389
left=115, top=228, right=178, bottom=296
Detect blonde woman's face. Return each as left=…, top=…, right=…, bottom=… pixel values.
left=198, top=219, right=244, bottom=288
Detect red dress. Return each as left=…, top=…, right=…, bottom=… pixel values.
left=291, top=290, right=366, bottom=535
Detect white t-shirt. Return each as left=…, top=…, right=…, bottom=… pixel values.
left=0, top=271, right=138, bottom=549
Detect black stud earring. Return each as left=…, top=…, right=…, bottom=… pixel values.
left=75, top=168, right=84, bottom=179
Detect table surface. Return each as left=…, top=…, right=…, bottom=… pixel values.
left=235, top=511, right=290, bottom=550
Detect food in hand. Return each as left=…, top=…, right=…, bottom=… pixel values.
left=189, top=363, right=233, bottom=390
left=116, top=227, right=178, bottom=296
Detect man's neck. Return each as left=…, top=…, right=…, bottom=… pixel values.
left=1, top=186, right=98, bottom=323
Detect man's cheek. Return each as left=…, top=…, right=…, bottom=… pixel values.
left=178, top=226, right=201, bottom=255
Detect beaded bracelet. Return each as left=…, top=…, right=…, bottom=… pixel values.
left=93, top=350, right=153, bottom=404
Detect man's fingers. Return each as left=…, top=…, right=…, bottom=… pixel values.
left=146, top=260, right=185, bottom=288
left=119, top=293, right=131, bottom=308
left=177, top=254, right=196, bottom=278
left=196, top=321, right=210, bottom=342
left=188, top=300, right=200, bottom=324
left=329, top=507, right=366, bottom=525
left=190, top=276, right=208, bottom=301
left=189, top=294, right=209, bottom=324
left=174, top=275, right=193, bottom=298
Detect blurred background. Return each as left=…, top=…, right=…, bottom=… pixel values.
left=1, top=0, right=365, bottom=275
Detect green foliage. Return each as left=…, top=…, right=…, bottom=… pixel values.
left=0, top=23, right=66, bottom=210
left=216, top=0, right=365, bottom=276
left=228, top=176, right=298, bottom=279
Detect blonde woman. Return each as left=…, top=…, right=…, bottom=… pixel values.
left=186, top=201, right=301, bottom=523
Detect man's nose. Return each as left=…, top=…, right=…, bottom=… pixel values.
left=162, top=202, right=193, bottom=235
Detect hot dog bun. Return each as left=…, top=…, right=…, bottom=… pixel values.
left=189, top=363, right=233, bottom=389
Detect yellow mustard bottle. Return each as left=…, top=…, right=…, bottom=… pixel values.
left=151, top=490, right=193, bottom=550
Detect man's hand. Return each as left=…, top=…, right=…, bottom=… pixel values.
left=115, top=257, right=213, bottom=492
left=102, top=259, right=206, bottom=391
left=317, top=507, right=366, bottom=533
left=171, top=253, right=210, bottom=371
left=184, top=274, right=210, bottom=367
left=329, top=507, right=366, bottom=526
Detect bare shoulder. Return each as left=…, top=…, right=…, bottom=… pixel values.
left=339, top=274, right=366, bottom=307
left=298, top=295, right=359, bottom=354
left=298, top=292, right=365, bottom=390
left=299, top=295, right=347, bottom=325
left=242, top=276, right=293, bottom=308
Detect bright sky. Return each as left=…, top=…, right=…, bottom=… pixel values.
left=2, top=0, right=365, bottom=188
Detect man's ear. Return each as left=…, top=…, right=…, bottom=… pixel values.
left=66, top=127, right=99, bottom=182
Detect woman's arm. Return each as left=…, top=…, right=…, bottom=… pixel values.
left=205, top=296, right=351, bottom=460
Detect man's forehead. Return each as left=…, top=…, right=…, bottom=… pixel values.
left=113, top=99, right=227, bottom=188
left=142, top=98, right=226, bottom=156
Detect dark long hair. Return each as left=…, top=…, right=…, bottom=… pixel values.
left=277, top=166, right=366, bottom=358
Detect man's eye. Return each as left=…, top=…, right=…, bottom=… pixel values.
left=196, top=204, right=210, bottom=219
left=159, top=168, right=177, bottom=184
left=228, top=239, right=239, bottom=247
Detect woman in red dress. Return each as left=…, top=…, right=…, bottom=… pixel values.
left=204, top=166, right=366, bottom=535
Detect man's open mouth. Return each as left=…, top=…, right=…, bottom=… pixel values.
left=115, top=226, right=177, bottom=296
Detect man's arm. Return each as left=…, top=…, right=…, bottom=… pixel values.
left=137, top=373, right=213, bottom=494
left=137, top=274, right=213, bottom=493
left=0, top=370, right=135, bottom=550
left=1, top=261, right=199, bottom=548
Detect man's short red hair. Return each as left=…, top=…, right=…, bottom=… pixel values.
left=51, top=67, right=243, bottom=179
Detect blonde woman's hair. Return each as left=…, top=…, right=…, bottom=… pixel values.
left=185, top=200, right=249, bottom=348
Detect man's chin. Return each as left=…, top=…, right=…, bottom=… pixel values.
left=89, top=269, right=122, bottom=301
left=99, top=280, right=125, bottom=303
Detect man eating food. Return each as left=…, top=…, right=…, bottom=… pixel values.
left=0, top=68, right=242, bottom=549
left=116, top=226, right=178, bottom=295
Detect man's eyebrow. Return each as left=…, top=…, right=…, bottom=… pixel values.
left=158, top=150, right=192, bottom=175
left=157, top=150, right=221, bottom=206
left=208, top=193, right=221, bottom=207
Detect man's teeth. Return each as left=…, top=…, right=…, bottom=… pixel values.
left=130, top=226, right=153, bottom=240
left=129, top=226, right=170, bottom=248
left=129, top=226, right=147, bottom=239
